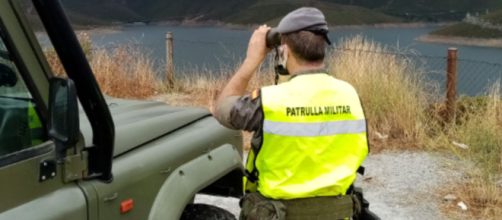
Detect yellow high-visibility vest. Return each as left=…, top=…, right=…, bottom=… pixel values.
left=245, top=73, right=368, bottom=200
left=28, top=102, right=44, bottom=145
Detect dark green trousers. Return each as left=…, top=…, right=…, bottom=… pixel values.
left=239, top=192, right=354, bottom=220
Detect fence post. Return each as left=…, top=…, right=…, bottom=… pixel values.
left=166, top=32, right=174, bottom=88
left=446, top=48, right=458, bottom=122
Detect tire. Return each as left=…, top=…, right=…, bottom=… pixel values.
left=180, top=203, right=237, bottom=220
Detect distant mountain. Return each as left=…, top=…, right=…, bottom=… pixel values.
left=58, top=0, right=502, bottom=26
left=326, top=0, right=501, bottom=12
left=325, top=0, right=502, bottom=21
left=60, top=0, right=255, bottom=24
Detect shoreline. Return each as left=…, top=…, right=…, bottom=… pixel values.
left=417, top=34, right=502, bottom=48
left=76, top=20, right=447, bottom=33
left=77, top=21, right=502, bottom=49
left=333, top=22, right=450, bottom=30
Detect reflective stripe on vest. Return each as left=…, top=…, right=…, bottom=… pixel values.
left=246, top=73, right=368, bottom=200
left=263, top=119, right=366, bottom=137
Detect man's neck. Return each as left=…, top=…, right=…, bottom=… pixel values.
left=289, top=63, right=326, bottom=75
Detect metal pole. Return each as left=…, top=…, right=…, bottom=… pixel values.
left=446, top=48, right=458, bottom=122
left=166, top=32, right=174, bottom=88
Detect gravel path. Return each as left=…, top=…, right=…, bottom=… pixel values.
left=354, top=151, right=465, bottom=220
left=195, top=151, right=466, bottom=219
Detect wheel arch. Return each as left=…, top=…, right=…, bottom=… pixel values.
left=148, top=144, right=243, bottom=220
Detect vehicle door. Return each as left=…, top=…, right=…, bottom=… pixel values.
left=0, top=1, right=86, bottom=219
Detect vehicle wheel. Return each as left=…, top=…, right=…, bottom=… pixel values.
left=180, top=203, right=236, bottom=220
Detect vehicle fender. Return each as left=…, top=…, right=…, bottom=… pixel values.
left=148, top=144, right=243, bottom=220
left=0, top=185, right=87, bottom=220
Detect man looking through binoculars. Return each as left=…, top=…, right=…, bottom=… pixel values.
left=214, top=7, right=378, bottom=220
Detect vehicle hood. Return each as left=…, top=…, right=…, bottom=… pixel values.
left=79, top=97, right=210, bottom=156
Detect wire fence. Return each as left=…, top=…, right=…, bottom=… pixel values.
left=96, top=37, right=502, bottom=97
left=330, top=46, right=502, bottom=97
left=456, top=59, right=502, bottom=96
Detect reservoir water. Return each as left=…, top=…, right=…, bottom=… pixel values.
left=87, top=25, right=502, bottom=95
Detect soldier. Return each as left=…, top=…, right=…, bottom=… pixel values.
left=214, top=7, right=372, bottom=219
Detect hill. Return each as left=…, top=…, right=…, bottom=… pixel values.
left=58, top=0, right=502, bottom=26
left=326, top=0, right=502, bottom=21
left=59, top=0, right=400, bottom=26
left=221, top=1, right=401, bottom=26
left=482, top=9, right=502, bottom=25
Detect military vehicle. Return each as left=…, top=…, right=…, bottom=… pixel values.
left=0, top=0, right=244, bottom=219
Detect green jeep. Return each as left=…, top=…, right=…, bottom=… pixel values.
left=0, top=0, right=243, bottom=219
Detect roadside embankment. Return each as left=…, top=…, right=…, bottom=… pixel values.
left=418, top=34, right=502, bottom=48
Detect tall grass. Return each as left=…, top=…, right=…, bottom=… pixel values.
left=90, top=46, right=158, bottom=99
left=46, top=32, right=158, bottom=99
left=329, top=37, right=501, bottom=218
left=454, top=84, right=502, bottom=176
left=329, top=36, right=431, bottom=151
left=435, top=83, right=502, bottom=218
left=158, top=62, right=274, bottom=108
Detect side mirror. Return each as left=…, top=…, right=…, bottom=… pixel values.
left=48, top=77, right=79, bottom=158
left=0, top=63, right=17, bottom=87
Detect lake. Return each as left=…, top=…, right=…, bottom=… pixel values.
left=87, top=25, right=502, bottom=95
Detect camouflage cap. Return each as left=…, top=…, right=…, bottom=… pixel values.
left=276, top=7, right=328, bottom=34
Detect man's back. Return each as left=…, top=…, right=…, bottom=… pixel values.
left=213, top=7, right=378, bottom=219
left=257, top=73, right=368, bottom=199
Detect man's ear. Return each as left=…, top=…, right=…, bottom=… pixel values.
left=274, top=44, right=290, bottom=77
left=282, top=44, right=289, bottom=59
left=283, top=44, right=300, bottom=64
left=278, top=44, right=288, bottom=67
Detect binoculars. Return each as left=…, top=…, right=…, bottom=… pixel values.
left=266, top=28, right=281, bottom=48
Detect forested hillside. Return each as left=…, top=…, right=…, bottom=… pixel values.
left=58, top=0, right=502, bottom=26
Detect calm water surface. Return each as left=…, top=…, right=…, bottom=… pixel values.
left=89, top=25, right=502, bottom=66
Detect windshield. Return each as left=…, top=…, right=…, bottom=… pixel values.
left=0, top=25, right=46, bottom=157
left=0, top=29, right=32, bottom=100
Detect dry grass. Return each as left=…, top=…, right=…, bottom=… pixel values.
left=90, top=46, right=158, bottom=99
left=157, top=62, right=274, bottom=108
left=433, top=83, right=502, bottom=219
left=328, top=37, right=500, bottom=218
left=440, top=174, right=502, bottom=219
left=329, top=36, right=431, bottom=151
left=458, top=181, right=502, bottom=218
left=46, top=32, right=158, bottom=99
left=46, top=32, right=93, bottom=76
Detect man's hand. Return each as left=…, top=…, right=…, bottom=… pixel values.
left=245, top=25, right=271, bottom=67
left=214, top=25, right=271, bottom=121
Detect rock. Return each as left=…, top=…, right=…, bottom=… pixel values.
left=452, top=141, right=469, bottom=149
left=496, top=179, right=502, bottom=188
left=443, top=194, right=457, bottom=202
left=457, top=201, right=468, bottom=211
left=375, top=131, right=388, bottom=140
left=363, top=176, right=373, bottom=182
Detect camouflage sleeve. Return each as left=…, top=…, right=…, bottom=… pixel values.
left=214, top=91, right=263, bottom=132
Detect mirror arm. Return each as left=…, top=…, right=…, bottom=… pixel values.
left=48, top=77, right=79, bottom=160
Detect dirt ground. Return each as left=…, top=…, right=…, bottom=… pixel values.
left=195, top=150, right=469, bottom=219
